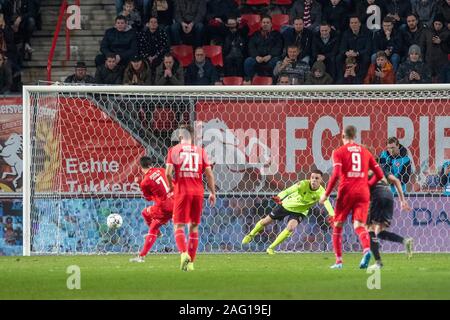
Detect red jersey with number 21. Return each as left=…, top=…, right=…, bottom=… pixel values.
left=166, top=143, right=211, bottom=196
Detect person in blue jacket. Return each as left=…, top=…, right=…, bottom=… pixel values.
left=379, top=137, right=412, bottom=195
left=439, top=161, right=450, bottom=195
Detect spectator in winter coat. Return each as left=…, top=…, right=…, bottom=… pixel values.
left=396, top=44, right=432, bottom=83
left=64, top=62, right=96, bottom=84
left=170, top=0, right=206, bottom=47
left=273, top=45, right=310, bottom=84
left=185, top=47, right=221, bottom=85
left=306, top=60, right=334, bottom=84
left=96, top=15, right=138, bottom=67
left=154, top=53, right=184, bottom=85
left=364, top=51, right=396, bottom=84
left=123, top=55, right=152, bottom=85
left=422, top=15, right=450, bottom=81
left=95, top=54, right=124, bottom=84
left=244, top=16, right=283, bottom=80
left=137, top=17, right=169, bottom=71
left=290, top=0, right=322, bottom=32
left=311, top=22, right=339, bottom=79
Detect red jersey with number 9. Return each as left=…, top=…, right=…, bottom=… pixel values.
left=330, top=142, right=379, bottom=197
left=166, top=143, right=211, bottom=196
left=139, top=168, right=171, bottom=204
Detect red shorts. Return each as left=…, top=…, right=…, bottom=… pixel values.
left=173, top=194, right=204, bottom=224
left=334, top=194, right=370, bottom=224
left=141, top=198, right=173, bottom=227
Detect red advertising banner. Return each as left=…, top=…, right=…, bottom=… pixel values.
left=0, top=97, right=23, bottom=193
left=41, top=97, right=145, bottom=193
left=196, top=99, right=450, bottom=192
left=0, top=97, right=145, bottom=194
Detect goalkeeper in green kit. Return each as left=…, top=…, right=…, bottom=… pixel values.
left=242, top=170, right=335, bottom=254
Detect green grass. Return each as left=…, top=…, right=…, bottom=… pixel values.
left=0, top=253, right=449, bottom=299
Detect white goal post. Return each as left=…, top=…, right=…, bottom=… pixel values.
left=22, top=84, right=450, bottom=256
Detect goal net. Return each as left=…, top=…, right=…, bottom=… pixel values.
left=22, top=85, right=450, bottom=255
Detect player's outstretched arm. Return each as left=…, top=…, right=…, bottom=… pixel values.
left=387, top=173, right=411, bottom=211
left=323, top=150, right=341, bottom=203
left=322, top=198, right=335, bottom=217
left=205, top=167, right=216, bottom=207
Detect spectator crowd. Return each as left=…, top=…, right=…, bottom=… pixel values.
left=0, top=0, right=449, bottom=91
left=0, top=0, right=41, bottom=93
left=62, top=0, right=450, bottom=86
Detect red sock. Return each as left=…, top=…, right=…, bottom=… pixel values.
left=333, top=226, right=343, bottom=264
left=355, top=226, right=371, bottom=253
left=140, top=221, right=163, bottom=257
left=175, top=228, right=187, bottom=253
left=140, top=233, right=158, bottom=257
left=188, top=232, right=199, bottom=262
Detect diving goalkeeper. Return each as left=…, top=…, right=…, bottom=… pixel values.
left=242, top=170, right=335, bottom=254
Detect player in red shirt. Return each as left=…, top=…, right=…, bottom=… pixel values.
left=319, top=125, right=384, bottom=269
left=165, top=124, right=216, bottom=271
left=129, top=156, right=174, bottom=263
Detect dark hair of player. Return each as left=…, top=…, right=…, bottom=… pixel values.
left=387, top=136, right=399, bottom=145
left=343, top=125, right=357, bottom=140
left=140, top=156, right=154, bottom=169
left=311, top=169, right=323, bottom=176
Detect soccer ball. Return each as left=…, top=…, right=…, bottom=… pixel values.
left=106, top=213, right=123, bottom=229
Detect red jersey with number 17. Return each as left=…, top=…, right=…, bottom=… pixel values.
left=139, top=168, right=171, bottom=204
left=166, top=143, right=211, bottom=196
left=325, top=142, right=381, bottom=198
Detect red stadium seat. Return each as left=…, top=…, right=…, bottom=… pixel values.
left=273, top=0, right=292, bottom=5
left=271, top=14, right=290, bottom=32
left=171, top=45, right=194, bottom=68
left=222, top=76, right=244, bottom=85
left=251, top=75, right=273, bottom=85
left=246, top=0, right=270, bottom=4
left=240, top=14, right=262, bottom=36
left=202, top=45, right=224, bottom=67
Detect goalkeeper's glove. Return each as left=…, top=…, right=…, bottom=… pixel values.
left=272, top=196, right=282, bottom=205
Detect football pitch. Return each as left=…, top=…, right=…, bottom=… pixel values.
left=1, top=253, right=449, bottom=300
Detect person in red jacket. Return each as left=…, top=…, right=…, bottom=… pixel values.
left=364, top=51, right=396, bottom=84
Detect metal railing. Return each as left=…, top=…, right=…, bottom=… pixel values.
left=47, top=0, right=81, bottom=82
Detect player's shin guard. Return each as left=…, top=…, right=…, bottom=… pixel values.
left=377, top=230, right=404, bottom=244
left=369, top=231, right=381, bottom=262
left=355, top=226, right=371, bottom=253
left=188, top=232, right=199, bottom=262
left=268, top=229, right=292, bottom=250
left=175, top=228, right=187, bottom=253
left=332, top=226, right=343, bottom=264
left=140, top=233, right=158, bottom=257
